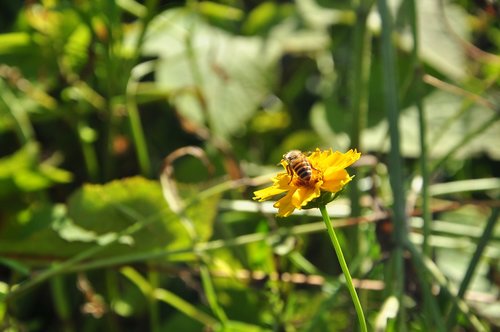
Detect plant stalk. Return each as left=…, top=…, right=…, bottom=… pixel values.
left=377, top=0, right=408, bottom=328
left=319, top=205, right=367, bottom=332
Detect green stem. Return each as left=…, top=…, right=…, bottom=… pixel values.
left=1, top=80, right=36, bottom=148
left=148, top=268, right=160, bottom=332
left=50, top=275, right=75, bottom=332
left=348, top=0, right=373, bottom=257
left=126, top=62, right=153, bottom=177
left=77, top=121, right=99, bottom=182
left=199, top=264, right=228, bottom=324
left=121, top=267, right=218, bottom=328
left=319, top=205, right=367, bottom=332
left=377, top=0, right=408, bottom=328
left=406, top=243, right=446, bottom=331
left=408, top=0, right=432, bottom=257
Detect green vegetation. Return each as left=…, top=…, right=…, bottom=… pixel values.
left=0, top=0, right=499, bottom=331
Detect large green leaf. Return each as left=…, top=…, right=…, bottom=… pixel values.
left=0, top=177, right=219, bottom=263
left=416, top=0, right=468, bottom=80
left=361, top=90, right=500, bottom=159
left=141, top=8, right=280, bottom=139
left=66, top=177, right=219, bottom=254
left=0, top=203, right=89, bottom=259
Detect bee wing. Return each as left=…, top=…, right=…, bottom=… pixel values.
left=303, top=150, right=313, bottom=157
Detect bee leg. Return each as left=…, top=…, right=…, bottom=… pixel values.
left=310, top=164, right=319, bottom=181
left=286, top=166, right=294, bottom=184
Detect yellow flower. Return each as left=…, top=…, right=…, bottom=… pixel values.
left=253, top=148, right=361, bottom=217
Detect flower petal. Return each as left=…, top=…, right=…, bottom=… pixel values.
left=253, top=186, right=287, bottom=202
left=327, top=149, right=361, bottom=170
left=322, top=169, right=353, bottom=193
left=253, top=172, right=292, bottom=201
left=274, top=172, right=293, bottom=188
left=273, top=190, right=297, bottom=217
left=308, top=148, right=331, bottom=170
left=291, top=184, right=321, bottom=208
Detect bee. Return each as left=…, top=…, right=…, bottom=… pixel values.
left=282, top=150, right=316, bottom=184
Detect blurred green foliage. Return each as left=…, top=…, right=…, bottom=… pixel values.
left=0, top=0, right=499, bottom=331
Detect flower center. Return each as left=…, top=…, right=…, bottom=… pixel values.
left=292, top=168, right=321, bottom=188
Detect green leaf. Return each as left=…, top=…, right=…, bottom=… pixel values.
left=0, top=144, right=72, bottom=198
left=242, top=2, right=290, bottom=36
left=362, top=90, right=500, bottom=159
left=142, top=8, right=279, bottom=139
left=416, top=0, right=468, bottom=80
left=0, top=203, right=88, bottom=258
left=196, top=2, right=243, bottom=22
left=62, top=23, right=92, bottom=73
left=0, top=177, right=220, bottom=264
left=0, top=32, right=32, bottom=55
left=66, top=177, right=218, bottom=253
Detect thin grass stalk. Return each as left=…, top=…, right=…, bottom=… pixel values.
left=319, top=205, right=367, bottom=332
left=126, top=62, right=154, bottom=177
left=2, top=83, right=35, bottom=146
left=124, top=0, right=159, bottom=177
left=154, top=288, right=219, bottom=328
left=148, top=269, right=160, bottom=332
left=100, top=1, right=121, bottom=181
left=50, top=275, right=75, bottom=332
left=121, top=267, right=219, bottom=328
left=105, top=271, right=121, bottom=332
left=446, top=206, right=500, bottom=329
left=407, top=0, right=431, bottom=258
left=348, top=0, right=373, bottom=257
left=131, top=0, right=159, bottom=64
left=377, top=0, right=408, bottom=329
left=405, top=0, right=440, bottom=325
left=199, top=264, right=228, bottom=324
left=76, top=121, right=99, bottom=182
left=406, top=243, right=446, bottom=331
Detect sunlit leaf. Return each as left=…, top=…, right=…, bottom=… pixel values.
left=0, top=32, right=32, bottom=54
left=62, top=23, right=92, bottom=73
left=196, top=2, right=243, bottom=22
left=0, top=143, right=72, bottom=197
left=142, top=8, right=280, bottom=139
left=66, top=177, right=218, bottom=253
left=362, top=90, right=500, bottom=159
left=417, top=0, right=468, bottom=80
left=0, top=177, right=220, bottom=262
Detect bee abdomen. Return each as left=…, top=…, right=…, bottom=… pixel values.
left=294, top=163, right=312, bottom=181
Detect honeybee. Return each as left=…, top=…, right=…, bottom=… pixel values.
left=282, top=150, right=316, bottom=184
